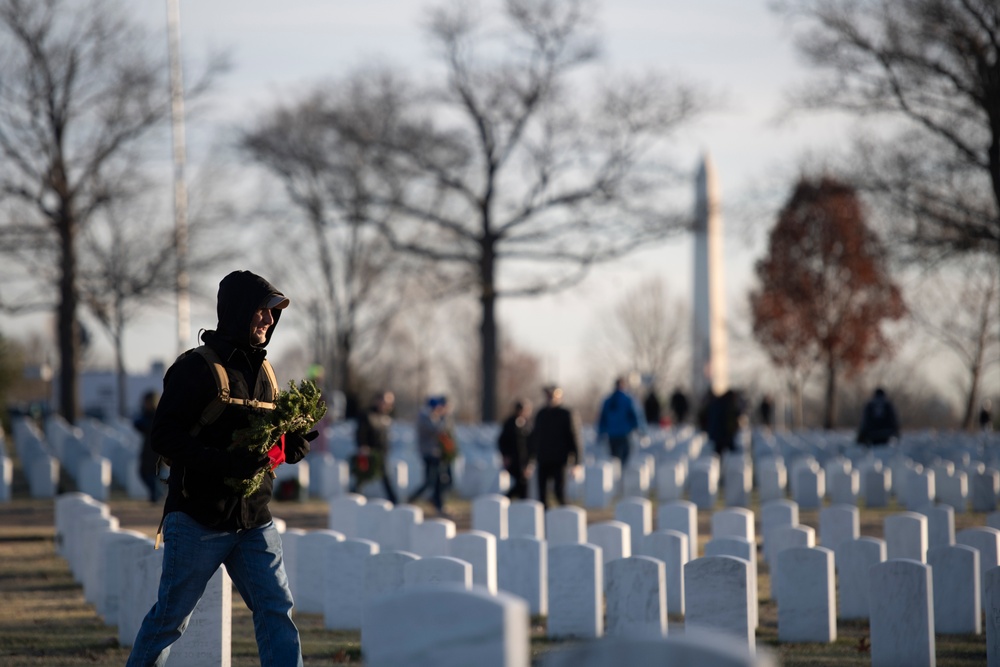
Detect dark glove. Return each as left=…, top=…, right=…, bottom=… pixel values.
left=224, top=448, right=270, bottom=480
left=285, top=430, right=318, bottom=464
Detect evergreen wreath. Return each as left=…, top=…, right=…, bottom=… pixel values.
left=225, top=379, right=327, bottom=496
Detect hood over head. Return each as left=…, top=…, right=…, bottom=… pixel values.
left=212, top=270, right=288, bottom=349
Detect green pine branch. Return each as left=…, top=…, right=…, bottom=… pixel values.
left=225, top=379, right=327, bottom=496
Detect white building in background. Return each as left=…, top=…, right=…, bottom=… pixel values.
left=691, top=153, right=729, bottom=402
left=51, top=361, right=167, bottom=421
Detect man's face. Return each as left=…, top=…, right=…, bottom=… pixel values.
left=250, top=308, right=275, bottom=345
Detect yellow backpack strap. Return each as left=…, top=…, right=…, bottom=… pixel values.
left=190, top=346, right=232, bottom=436
left=261, top=359, right=279, bottom=402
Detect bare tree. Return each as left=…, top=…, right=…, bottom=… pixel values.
left=76, top=190, right=234, bottom=418
left=365, top=0, right=709, bottom=420
left=775, top=0, right=1000, bottom=262
left=0, top=0, right=218, bottom=422
left=240, top=73, right=447, bottom=403
left=592, top=276, right=687, bottom=392
left=913, top=258, right=1000, bottom=429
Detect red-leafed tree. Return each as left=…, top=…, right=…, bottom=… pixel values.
left=750, top=176, right=906, bottom=428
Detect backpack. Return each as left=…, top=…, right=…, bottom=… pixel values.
left=153, top=345, right=279, bottom=548
left=158, top=345, right=279, bottom=456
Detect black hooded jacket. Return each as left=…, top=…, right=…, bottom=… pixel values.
left=151, top=270, right=287, bottom=530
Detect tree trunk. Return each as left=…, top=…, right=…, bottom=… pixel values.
left=480, top=240, right=498, bottom=422
left=823, top=356, right=837, bottom=430
left=57, top=216, right=79, bottom=424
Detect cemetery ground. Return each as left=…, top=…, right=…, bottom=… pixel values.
left=0, top=464, right=989, bottom=666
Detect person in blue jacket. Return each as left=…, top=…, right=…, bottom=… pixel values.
left=597, top=377, right=646, bottom=467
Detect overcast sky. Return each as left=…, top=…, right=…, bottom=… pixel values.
left=75, top=1, right=861, bottom=394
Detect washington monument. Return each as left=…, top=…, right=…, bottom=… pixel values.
left=691, top=153, right=729, bottom=402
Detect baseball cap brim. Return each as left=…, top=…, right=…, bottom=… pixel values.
left=263, top=294, right=290, bottom=310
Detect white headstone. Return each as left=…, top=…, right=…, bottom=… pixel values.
left=984, top=565, right=1000, bottom=667
left=404, top=556, right=472, bottom=589
left=837, top=537, right=886, bottom=620
left=473, top=494, right=510, bottom=540
left=584, top=462, right=614, bottom=509
left=884, top=512, right=928, bottom=562
left=546, top=506, right=587, bottom=546
left=547, top=543, right=603, bottom=639
left=452, top=530, right=498, bottom=596
left=704, top=537, right=758, bottom=627
left=328, top=493, right=366, bottom=538
left=166, top=565, right=232, bottom=667
left=638, top=530, right=688, bottom=615
left=297, top=529, right=346, bottom=614
left=774, top=547, right=836, bottom=643
left=957, top=526, right=1000, bottom=572
left=688, top=462, right=718, bottom=510
left=615, top=497, right=652, bottom=554
left=657, top=500, right=698, bottom=560
left=768, top=524, right=814, bottom=603
left=818, top=505, right=859, bottom=555
left=655, top=459, right=686, bottom=503
left=324, top=538, right=379, bottom=630
left=761, top=499, right=798, bottom=565
left=723, top=462, right=752, bottom=508
left=868, top=559, right=935, bottom=667
left=792, top=465, right=824, bottom=510
left=76, top=455, right=112, bottom=502
left=280, top=528, right=307, bottom=601
left=711, top=507, right=755, bottom=544
left=356, top=498, right=393, bottom=547
left=309, top=452, right=350, bottom=499
left=0, top=455, right=11, bottom=502
left=927, top=544, right=981, bottom=635
left=118, top=538, right=159, bottom=647
left=497, top=536, right=546, bottom=615
left=916, top=504, right=955, bottom=549
left=757, top=457, right=787, bottom=504
left=827, top=467, right=859, bottom=505
left=365, top=550, right=419, bottom=605
left=605, top=556, right=667, bottom=639
left=97, top=530, right=152, bottom=625
left=98, top=529, right=147, bottom=625
left=906, top=468, right=935, bottom=511
left=937, top=471, right=968, bottom=513
left=538, top=635, right=772, bottom=667
left=362, top=585, right=530, bottom=667
left=864, top=467, right=891, bottom=509
left=509, top=499, right=544, bottom=540
left=411, top=518, right=456, bottom=558
left=588, top=521, right=631, bottom=564
left=684, top=556, right=754, bottom=651
left=385, top=504, right=423, bottom=552
left=972, top=469, right=999, bottom=512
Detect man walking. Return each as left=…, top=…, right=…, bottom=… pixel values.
left=127, top=270, right=314, bottom=667
left=597, top=377, right=645, bottom=466
left=529, top=385, right=581, bottom=509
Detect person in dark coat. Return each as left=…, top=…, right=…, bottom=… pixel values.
left=498, top=399, right=533, bottom=500
left=857, top=387, right=901, bottom=446
left=643, top=390, right=662, bottom=426
left=352, top=390, right=398, bottom=503
left=669, top=388, right=690, bottom=425
left=134, top=390, right=161, bottom=503
left=528, top=385, right=581, bottom=509
left=127, top=270, right=314, bottom=667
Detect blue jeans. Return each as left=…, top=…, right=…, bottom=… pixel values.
left=609, top=435, right=631, bottom=466
left=408, top=455, right=444, bottom=512
left=126, top=512, right=302, bottom=667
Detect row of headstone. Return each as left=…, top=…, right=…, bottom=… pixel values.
left=54, top=493, right=231, bottom=666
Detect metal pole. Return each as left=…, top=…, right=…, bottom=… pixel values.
left=167, top=0, right=190, bottom=354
